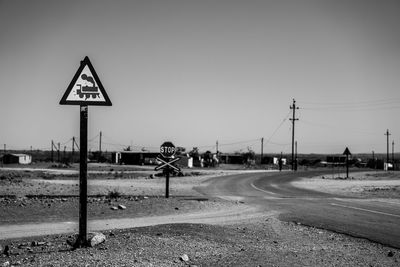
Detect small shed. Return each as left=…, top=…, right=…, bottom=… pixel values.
left=3, top=154, right=32, bottom=164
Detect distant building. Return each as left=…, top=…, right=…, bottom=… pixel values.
left=111, top=151, right=193, bottom=168
left=219, top=154, right=244, bottom=164
left=273, top=157, right=287, bottom=165
left=2, top=154, right=32, bottom=164
left=112, top=151, right=159, bottom=165
left=326, top=155, right=347, bottom=164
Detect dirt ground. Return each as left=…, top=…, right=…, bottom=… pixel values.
left=0, top=164, right=237, bottom=226
left=1, top=165, right=400, bottom=266
left=1, top=218, right=399, bottom=266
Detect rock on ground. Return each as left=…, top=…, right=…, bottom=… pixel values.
left=87, top=232, right=106, bottom=247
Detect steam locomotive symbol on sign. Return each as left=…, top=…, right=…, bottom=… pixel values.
left=76, top=74, right=100, bottom=100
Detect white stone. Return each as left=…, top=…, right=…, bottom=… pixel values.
left=180, top=254, right=189, bottom=262
left=88, top=232, right=106, bottom=247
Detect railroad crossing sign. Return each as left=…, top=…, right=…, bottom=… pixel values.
left=156, top=141, right=180, bottom=198
left=160, top=141, right=176, bottom=158
left=60, top=56, right=112, bottom=106
left=155, top=156, right=181, bottom=172
left=155, top=155, right=181, bottom=199
left=59, top=56, right=112, bottom=248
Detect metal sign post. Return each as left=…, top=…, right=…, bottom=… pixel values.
left=155, top=156, right=181, bottom=198
left=78, top=105, right=88, bottom=247
left=165, top=165, right=170, bottom=198
left=60, top=57, right=111, bottom=247
left=343, top=147, right=352, bottom=179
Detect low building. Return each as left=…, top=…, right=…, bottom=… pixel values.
left=219, top=154, right=244, bottom=164
left=176, top=155, right=193, bottom=168
left=111, top=151, right=194, bottom=168
left=112, top=151, right=159, bottom=165
left=273, top=157, right=287, bottom=165
left=2, top=153, right=32, bottom=164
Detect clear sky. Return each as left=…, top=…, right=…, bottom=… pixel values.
left=1, top=0, right=400, bottom=155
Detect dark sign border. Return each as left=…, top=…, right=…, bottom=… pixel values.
left=60, top=56, right=112, bottom=106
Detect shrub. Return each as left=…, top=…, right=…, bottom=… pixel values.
left=107, top=189, right=121, bottom=199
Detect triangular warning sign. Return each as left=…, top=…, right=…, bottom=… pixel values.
left=60, top=56, right=112, bottom=106
left=343, top=147, right=351, bottom=156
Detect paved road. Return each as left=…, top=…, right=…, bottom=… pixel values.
left=197, top=170, right=400, bottom=248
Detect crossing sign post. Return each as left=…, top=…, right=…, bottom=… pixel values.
left=343, top=147, right=352, bottom=179
left=60, top=56, right=111, bottom=248
left=155, top=141, right=181, bottom=198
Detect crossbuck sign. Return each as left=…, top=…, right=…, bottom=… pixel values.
left=155, top=156, right=181, bottom=172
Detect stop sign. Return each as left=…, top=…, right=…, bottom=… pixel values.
left=160, top=141, right=176, bottom=158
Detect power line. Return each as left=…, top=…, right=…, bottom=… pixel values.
left=299, top=119, right=380, bottom=136
left=302, top=105, right=400, bottom=112
left=299, top=97, right=400, bottom=112
left=300, top=97, right=400, bottom=106
left=264, top=110, right=291, bottom=146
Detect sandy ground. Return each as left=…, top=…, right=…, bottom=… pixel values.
left=292, top=171, right=400, bottom=200
left=0, top=167, right=272, bottom=229
left=0, top=166, right=273, bottom=197
left=29, top=173, right=230, bottom=196
left=1, top=167, right=400, bottom=266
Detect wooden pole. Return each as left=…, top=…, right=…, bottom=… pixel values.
left=261, top=137, right=264, bottom=165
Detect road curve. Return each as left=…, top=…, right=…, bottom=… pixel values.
left=197, top=170, right=400, bottom=249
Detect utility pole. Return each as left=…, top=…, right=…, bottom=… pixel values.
left=392, top=140, right=395, bottom=167
left=51, top=141, right=54, bottom=162
left=74, top=137, right=80, bottom=150
left=385, top=129, right=391, bottom=170
left=72, top=137, right=75, bottom=163
left=63, top=146, right=66, bottom=162
left=57, top=142, right=61, bottom=162
left=295, top=141, right=298, bottom=171
left=290, top=99, right=299, bottom=171
left=3, top=144, right=6, bottom=154
left=99, top=131, right=102, bottom=162
left=372, top=150, right=375, bottom=169
left=261, top=137, right=264, bottom=165
left=216, top=140, right=219, bottom=154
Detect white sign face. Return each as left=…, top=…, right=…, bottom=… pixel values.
left=60, top=56, right=112, bottom=106
left=65, top=65, right=107, bottom=102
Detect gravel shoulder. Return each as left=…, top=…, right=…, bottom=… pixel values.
left=1, top=218, right=399, bottom=266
